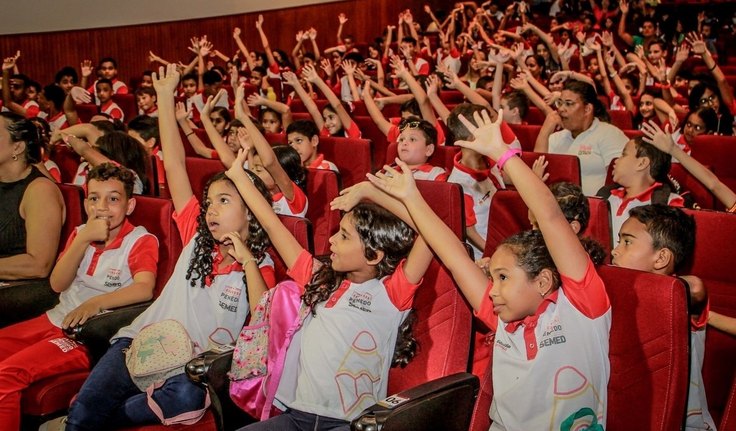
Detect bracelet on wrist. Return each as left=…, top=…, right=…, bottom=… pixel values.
left=708, top=63, right=717, bottom=72
left=609, top=71, right=618, bottom=78
left=242, top=257, right=258, bottom=268
left=496, top=148, right=522, bottom=171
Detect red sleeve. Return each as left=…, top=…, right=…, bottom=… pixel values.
left=387, top=125, right=400, bottom=145
left=320, top=125, right=330, bottom=137
left=463, top=193, right=477, bottom=227
left=48, top=166, right=61, bottom=182
left=24, top=104, right=40, bottom=119
left=116, top=84, right=128, bottom=95
left=285, top=182, right=308, bottom=214
left=269, top=63, right=280, bottom=75
left=416, top=60, right=430, bottom=76
left=110, top=107, right=123, bottom=120
left=285, top=249, right=316, bottom=293
left=259, top=262, right=276, bottom=289
left=172, top=195, right=201, bottom=245
left=127, top=234, right=159, bottom=276
left=345, top=120, right=362, bottom=139
left=436, top=171, right=448, bottom=182
left=561, top=258, right=610, bottom=319
left=500, top=121, right=518, bottom=146
left=474, top=282, right=498, bottom=330
left=383, top=259, right=422, bottom=311
left=669, top=195, right=685, bottom=208
left=434, top=120, right=446, bottom=146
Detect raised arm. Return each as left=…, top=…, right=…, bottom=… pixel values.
left=283, top=70, right=324, bottom=130
left=617, top=0, right=634, bottom=47
left=61, top=134, right=113, bottom=167
left=255, top=15, right=278, bottom=70
left=391, top=55, right=437, bottom=123
left=176, top=101, right=214, bottom=159
left=361, top=81, right=393, bottom=136
left=303, top=63, right=355, bottom=133
left=247, top=92, right=293, bottom=129
left=200, top=91, right=239, bottom=168
left=425, top=74, right=451, bottom=123
left=225, top=150, right=303, bottom=269
left=341, top=60, right=363, bottom=103
left=688, top=32, right=735, bottom=108
left=154, top=64, right=195, bottom=212
left=232, top=27, right=256, bottom=72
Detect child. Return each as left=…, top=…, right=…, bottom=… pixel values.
left=38, top=84, right=68, bottom=132
left=136, top=86, right=158, bottom=117
left=64, top=64, right=276, bottom=430
left=597, top=136, right=684, bottom=240
left=0, top=163, right=158, bottom=430
left=224, top=147, right=433, bottom=429
left=393, top=117, right=447, bottom=181
left=368, top=108, right=611, bottom=430
left=286, top=119, right=338, bottom=172
left=96, top=79, right=124, bottom=121
left=54, top=66, right=79, bottom=94
left=128, top=115, right=165, bottom=190
left=611, top=204, right=716, bottom=430
left=84, top=57, right=129, bottom=105
left=246, top=92, right=292, bottom=133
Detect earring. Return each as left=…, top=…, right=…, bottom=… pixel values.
left=12, top=154, right=18, bottom=161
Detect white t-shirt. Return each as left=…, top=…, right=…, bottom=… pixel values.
left=548, top=119, right=628, bottom=196
left=605, top=183, right=685, bottom=241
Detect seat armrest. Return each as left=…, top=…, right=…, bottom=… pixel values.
left=351, top=372, right=479, bottom=431
left=63, top=302, right=151, bottom=363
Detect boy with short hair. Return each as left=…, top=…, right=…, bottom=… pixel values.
left=0, top=163, right=158, bottom=430
left=39, top=84, right=69, bottom=132
left=84, top=57, right=129, bottom=104
left=597, top=137, right=684, bottom=240
left=96, top=79, right=124, bottom=121
left=286, top=119, right=338, bottom=172
left=55, top=66, right=79, bottom=94
left=611, top=204, right=716, bottom=431
left=189, top=70, right=229, bottom=125
left=128, top=115, right=165, bottom=190
left=136, top=86, right=158, bottom=117
left=1, top=68, right=40, bottom=118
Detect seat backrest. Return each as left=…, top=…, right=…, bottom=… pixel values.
left=354, top=115, right=390, bottom=169
left=184, top=157, right=226, bottom=202
left=57, top=184, right=87, bottom=255
left=691, top=135, right=736, bottom=207
left=305, top=168, right=341, bottom=256
left=385, top=142, right=460, bottom=173
left=519, top=151, right=581, bottom=186
left=50, top=145, right=81, bottom=183
left=75, top=103, right=98, bottom=123
left=270, top=215, right=313, bottom=282
left=586, top=196, right=613, bottom=253
left=112, top=94, right=137, bottom=122
left=317, top=137, right=372, bottom=188
left=609, top=110, right=634, bottom=130
left=508, top=124, right=541, bottom=151
left=471, top=265, right=690, bottom=431
left=522, top=107, right=546, bottom=125
left=682, top=209, right=736, bottom=425
left=387, top=180, right=471, bottom=395
left=126, top=195, right=183, bottom=296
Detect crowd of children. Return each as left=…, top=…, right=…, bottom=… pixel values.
left=2, top=0, right=736, bottom=430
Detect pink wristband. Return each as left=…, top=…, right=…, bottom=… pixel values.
left=496, top=148, right=522, bottom=171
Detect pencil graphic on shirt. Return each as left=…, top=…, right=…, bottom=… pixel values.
left=549, top=365, right=604, bottom=431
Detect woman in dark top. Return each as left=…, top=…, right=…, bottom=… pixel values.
left=0, top=112, right=64, bottom=280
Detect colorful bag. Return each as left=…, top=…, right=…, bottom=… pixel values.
left=229, top=280, right=308, bottom=420
left=125, top=319, right=196, bottom=391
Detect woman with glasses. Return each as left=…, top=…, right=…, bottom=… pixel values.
left=688, top=82, right=734, bottom=136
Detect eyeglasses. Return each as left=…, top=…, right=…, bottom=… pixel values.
left=685, top=121, right=705, bottom=132
left=554, top=99, right=579, bottom=109
left=699, top=95, right=717, bottom=106
left=399, top=120, right=422, bottom=132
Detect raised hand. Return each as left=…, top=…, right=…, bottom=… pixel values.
left=246, top=93, right=265, bottom=107
left=544, top=91, right=561, bottom=106
left=2, top=56, right=16, bottom=71
left=319, top=58, right=333, bottom=77
left=686, top=32, right=707, bottom=55
left=532, top=155, right=550, bottom=182
left=641, top=120, right=675, bottom=154
left=426, top=73, right=441, bottom=96
left=453, top=109, right=508, bottom=160
left=80, top=59, right=94, bottom=78
left=235, top=127, right=252, bottom=152
left=152, top=63, right=181, bottom=95
left=509, top=75, right=530, bottom=91
left=201, top=89, right=226, bottom=116
left=233, top=27, right=241, bottom=38
left=619, top=0, right=629, bottom=14
left=366, top=159, right=420, bottom=201
left=331, top=182, right=369, bottom=212
left=601, top=31, right=614, bottom=48
left=296, top=31, right=305, bottom=43
left=338, top=13, right=348, bottom=25
left=302, top=63, right=321, bottom=83
left=549, top=71, right=571, bottom=84
left=675, top=44, right=691, bottom=63
left=175, top=101, right=190, bottom=121
left=282, top=70, right=300, bottom=87
left=225, top=149, right=250, bottom=181
left=390, top=55, right=409, bottom=79
left=70, top=86, right=92, bottom=104
left=342, top=60, right=357, bottom=76
left=256, top=14, right=264, bottom=29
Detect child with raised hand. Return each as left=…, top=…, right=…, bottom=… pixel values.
left=642, top=120, right=736, bottom=212
left=64, top=64, right=276, bottom=430
left=246, top=92, right=292, bottom=133
left=286, top=119, right=338, bottom=172
left=368, top=109, right=611, bottom=430
left=223, top=148, right=433, bottom=430
left=198, top=89, right=248, bottom=168
left=297, top=64, right=361, bottom=138
left=0, top=164, right=158, bottom=431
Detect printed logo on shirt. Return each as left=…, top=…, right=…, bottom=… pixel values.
left=496, top=339, right=512, bottom=351
left=49, top=337, right=79, bottom=353
left=104, top=268, right=122, bottom=289
left=219, top=285, right=242, bottom=312
left=578, top=144, right=593, bottom=156
left=348, top=291, right=373, bottom=313
left=539, top=320, right=567, bottom=349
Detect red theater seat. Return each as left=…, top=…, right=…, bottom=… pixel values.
left=305, top=168, right=341, bottom=256
left=270, top=215, right=313, bottom=282
left=50, top=145, right=81, bottom=184
left=470, top=266, right=690, bottom=431
left=518, top=151, right=581, bottom=186
left=317, top=137, right=372, bottom=188
left=609, top=110, right=633, bottom=130
left=57, top=184, right=86, bottom=255
left=112, top=94, right=138, bottom=121
left=354, top=115, right=390, bottom=169
left=691, top=135, right=736, bottom=209
left=75, top=103, right=98, bottom=124
left=523, top=107, right=546, bottom=125
left=508, top=124, right=541, bottom=152
left=184, top=157, right=226, bottom=202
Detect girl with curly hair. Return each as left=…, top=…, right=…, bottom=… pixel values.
left=65, top=65, right=275, bottom=430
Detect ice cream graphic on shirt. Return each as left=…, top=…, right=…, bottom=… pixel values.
left=550, top=366, right=604, bottom=431
left=334, top=331, right=383, bottom=416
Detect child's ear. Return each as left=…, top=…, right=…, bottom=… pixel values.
left=424, top=143, right=436, bottom=158
left=310, top=136, right=319, bottom=149
left=535, top=268, right=556, bottom=297
left=653, top=247, right=674, bottom=272
left=366, top=249, right=385, bottom=267
left=569, top=219, right=582, bottom=235
left=637, top=155, right=651, bottom=173
left=146, top=137, right=157, bottom=149
left=125, top=197, right=137, bottom=216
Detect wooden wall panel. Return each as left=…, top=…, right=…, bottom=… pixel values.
left=0, top=0, right=447, bottom=86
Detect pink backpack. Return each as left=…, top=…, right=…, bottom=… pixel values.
left=228, top=280, right=308, bottom=420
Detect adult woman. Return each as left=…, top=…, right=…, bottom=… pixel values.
left=0, top=113, right=64, bottom=325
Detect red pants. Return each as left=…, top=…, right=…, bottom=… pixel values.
left=0, top=314, right=90, bottom=431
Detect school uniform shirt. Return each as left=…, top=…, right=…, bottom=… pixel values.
left=447, top=122, right=521, bottom=260
left=476, top=259, right=611, bottom=431
left=100, top=100, right=124, bottom=122
left=139, top=105, right=158, bottom=117
left=411, top=57, right=430, bottom=76
left=411, top=163, right=447, bottom=181
left=308, top=154, right=339, bottom=173
left=274, top=250, right=421, bottom=421
left=548, top=118, right=628, bottom=196
left=88, top=78, right=128, bottom=105
left=320, top=120, right=362, bottom=140
left=46, top=220, right=158, bottom=327
left=687, top=306, right=717, bottom=430
left=437, top=48, right=462, bottom=76
left=114, top=196, right=276, bottom=350
left=1, top=99, right=40, bottom=118
left=72, top=162, right=144, bottom=195
left=44, top=159, right=61, bottom=182
left=386, top=117, right=447, bottom=147
left=606, top=183, right=684, bottom=241
left=189, top=90, right=230, bottom=124
left=272, top=182, right=309, bottom=218
left=46, top=111, right=69, bottom=132
left=670, top=130, right=692, bottom=163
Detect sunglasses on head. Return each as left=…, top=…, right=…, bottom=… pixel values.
left=399, top=120, right=422, bottom=132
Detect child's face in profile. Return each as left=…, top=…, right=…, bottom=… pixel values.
left=182, top=79, right=197, bottom=97
left=99, top=61, right=117, bottom=80
left=611, top=217, right=660, bottom=272
left=26, top=86, right=39, bottom=102
left=137, top=94, right=156, bottom=112
left=397, top=128, right=433, bottom=167
left=487, top=246, right=546, bottom=323
left=322, top=108, right=343, bottom=136
left=96, top=83, right=113, bottom=103
left=612, top=139, right=642, bottom=185
left=205, top=179, right=250, bottom=240
left=249, top=153, right=277, bottom=192
left=261, top=111, right=281, bottom=134
left=328, top=212, right=371, bottom=275
left=288, top=131, right=318, bottom=165
left=57, top=76, right=76, bottom=94
left=85, top=178, right=133, bottom=238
